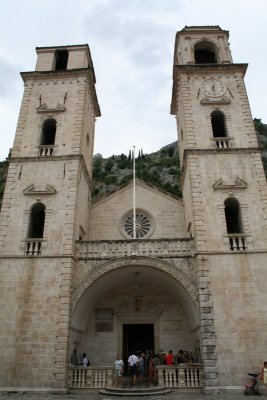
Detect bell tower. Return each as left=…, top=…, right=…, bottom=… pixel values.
left=0, top=45, right=100, bottom=389
left=171, top=26, right=267, bottom=391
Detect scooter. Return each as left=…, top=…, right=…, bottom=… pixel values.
left=244, top=372, right=261, bottom=396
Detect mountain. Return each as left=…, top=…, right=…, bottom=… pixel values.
left=92, top=142, right=181, bottom=201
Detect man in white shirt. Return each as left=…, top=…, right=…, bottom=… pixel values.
left=128, top=353, right=139, bottom=385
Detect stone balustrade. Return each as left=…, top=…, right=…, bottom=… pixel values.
left=68, top=366, right=113, bottom=389
left=68, top=364, right=204, bottom=389
left=156, top=364, right=204, bottom=388
left=75, top=238, right=194, bottom=259
left=25, top=238, right=43, bottom=255
left=210, top=137, right=233, bottom=149
left=38, top=145, right=55, bottom=156
left=226, top=234, right=247, bottom=251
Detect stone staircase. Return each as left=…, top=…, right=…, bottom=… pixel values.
left=99, top=386, right=172, bottom=397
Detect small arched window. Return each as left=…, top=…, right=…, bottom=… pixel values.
left=224, top=197, right=243, bottom=234
left=28, top=202, right=46, bottom=238
left=211, top=110, right=227, bottom=138
left=55, top=49, right=68, bottom=70
left=194, top=41, right=217, bottom=64
left=41, top=118, right=57, bottom=146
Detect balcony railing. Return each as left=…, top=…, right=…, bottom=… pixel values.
left=68, top=365, right=204, bottom=389
left=25, top=238, right=43, bottom=256
left=38, top=145, right=55, bottom=156
left=75, top=238, right=194, bottom=259
left=68, top=366, right=113, bottom=389
left=225, top=234, right=247, bottom=251
left=157, top=365, right=205, bottom=388
left=210, top=137, right=233, bottom=149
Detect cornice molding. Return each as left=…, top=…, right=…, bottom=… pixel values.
left=200, top=95, right=231, bottom=105
left=36, top=102, right=66, bottom=113
left=23, top=184, right=57, bottom=196
left=213, top=177, right=247, bottom=190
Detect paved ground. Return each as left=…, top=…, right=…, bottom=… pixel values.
left=0, top=390, right=266, bottom=400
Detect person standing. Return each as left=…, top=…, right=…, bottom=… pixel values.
left=165, top=350, right=174, bottom=366
left=81, top=352, right=90, bottom=367
left=70, top=349, right=79, bottom=366
left=128, top=353, right=139, bottom=385
left=153, top=354, right=160, bottom=383
left=148, top=352, right=155, bottom=384
left=138, top=353, right=145, bottom=383
left=114, top=354, right=124, bottom=387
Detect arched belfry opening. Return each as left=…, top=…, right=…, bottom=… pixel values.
left=224, top=197, right=243, bottom=234
left=194, top=40, right=217, bottom=64
left=41, top=118, right=57, bottom=146
left=211, top=110, right=227, bottom=138
left=55, top=49, right=68, bottom=70
left=28, top=202, right=46, bottom=239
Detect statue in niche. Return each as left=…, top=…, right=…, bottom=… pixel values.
left=135, top=298, right=142, bottom=311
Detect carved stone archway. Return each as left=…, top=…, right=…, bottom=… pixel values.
left=71, top=256, right=199, bottom=310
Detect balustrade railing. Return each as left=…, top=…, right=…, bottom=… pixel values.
left=76, top=238, right=194, bottom=259
left=157, top=365, right=204, bottom=388
left=38, top=145, right=55, bottom=156
left=68, top=366, right=113, bottom=389
left=68, top=365, right=204, bottom=390
left=226, top=234, right=247, bottom=251
left=25, top=239, right=43, bottom=255
left=210, top=137, right=233, bottom=149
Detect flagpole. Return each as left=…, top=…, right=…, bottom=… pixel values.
left=133, top=146, right=136, bottom=239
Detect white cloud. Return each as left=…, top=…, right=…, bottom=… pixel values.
left=0, top=0, right=267, bottom=159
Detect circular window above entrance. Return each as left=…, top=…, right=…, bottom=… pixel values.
left=120, top=209, right=155, bottom=239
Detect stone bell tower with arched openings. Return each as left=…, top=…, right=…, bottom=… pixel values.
left=0, top=45, right=100, bottom=390
left=171, top=26, right=267, bottom=391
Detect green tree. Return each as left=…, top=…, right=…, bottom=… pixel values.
left=105, top=159, right=114, bottom=173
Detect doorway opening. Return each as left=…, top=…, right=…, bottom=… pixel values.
left=123, top=324, right=154, bottom=371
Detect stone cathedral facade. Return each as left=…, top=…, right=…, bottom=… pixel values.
left=0, top=26, right=266, bottom=393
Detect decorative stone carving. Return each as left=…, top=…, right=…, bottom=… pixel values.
left=23, top=184, right=56, bottom=196
left=213, top=177, right=247, bottom=190
left=119, top=208, right=155, bottom=239
left=36, top=102, right=66, bottom=112
left=200, top=95, right=231, bottom=105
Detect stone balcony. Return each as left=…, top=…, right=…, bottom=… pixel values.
left=68, top=364, right=204, bottom=390
left=75, top=238, right=194, bottom=260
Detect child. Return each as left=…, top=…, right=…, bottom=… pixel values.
left=114, top=354, right=124, bottom=387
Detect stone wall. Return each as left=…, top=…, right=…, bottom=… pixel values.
left=89, top=181, right=186, bottom=240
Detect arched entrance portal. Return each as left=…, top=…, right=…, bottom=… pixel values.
left=70, top=258, right=200, bottom=366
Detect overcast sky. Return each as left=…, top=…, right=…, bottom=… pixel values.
left=0, top=0, right=266, bottom=160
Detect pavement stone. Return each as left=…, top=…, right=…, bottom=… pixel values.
left=0, top=391, right=266, bottom=400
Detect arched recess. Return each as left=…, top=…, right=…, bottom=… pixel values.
left=194, top=40, right=218, bottom=64
left=71, top=257, right=200, bottom=333
left=224, top=197, right=243, bottom=234
left=27, top=202, right=46, bottom=238
left=40, top=118, right=57, bottom=146
left=211, top=110, right=227, bottom=138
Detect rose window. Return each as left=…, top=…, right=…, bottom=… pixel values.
left=120, top=209, right=155, bottom=239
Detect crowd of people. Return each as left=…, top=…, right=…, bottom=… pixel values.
left=115, top=349, right=198, bottom=386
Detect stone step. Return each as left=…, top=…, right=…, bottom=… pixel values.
left=99, top=386, right=172, bottom=397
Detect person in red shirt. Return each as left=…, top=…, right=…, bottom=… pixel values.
left=165, top=350, right=174, bottom=365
